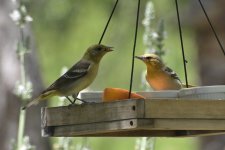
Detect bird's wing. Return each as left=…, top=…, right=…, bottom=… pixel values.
left=63, top=60, right=91, bottom=79
left=163, top=66, right=181, bottom=81
left=164, top=67, right=196, bottom=88
left=43, top=60, right=91, bottom=92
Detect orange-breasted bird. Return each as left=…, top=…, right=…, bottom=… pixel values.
left=135, top=54, right=183, bottom=90
left=22, top=44, right=113, bottom=109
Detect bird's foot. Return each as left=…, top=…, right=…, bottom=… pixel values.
left=66, top=96, right=74, bottom=104
left=66, top=94, right=95, bottom=107
left=71, top=93, right=88, bottom=104
left=67, top=103, right=76, bottom=109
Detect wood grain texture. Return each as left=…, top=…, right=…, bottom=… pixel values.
left=152, top=119, right=225, bottom=130
left=42, top=118, right=225, bottom=137
left=44, top=99, right=144, bottom=126
left=41, top=98, right=225, bottom=137
left=145, top=99, right=225, bottom=119
left=52, top=119, right=152, bottom=137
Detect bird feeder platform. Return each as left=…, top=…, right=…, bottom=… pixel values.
left=41, top=95, right=225, bottom=137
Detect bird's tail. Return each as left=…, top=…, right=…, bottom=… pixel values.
left=22, top=90, right=57, bottom=110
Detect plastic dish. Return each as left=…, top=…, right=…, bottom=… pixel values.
left=136, top=90, right=179, bottom=99
left=80, top=91, right=102, bottom=102
left=179, top=85, right=225, bottom=100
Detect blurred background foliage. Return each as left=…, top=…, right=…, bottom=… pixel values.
left=28, top=0, right=199, bottom=149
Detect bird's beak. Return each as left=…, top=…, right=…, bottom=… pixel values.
left=135, top=56, right=145, bottom=61
left=105, top=46, right=114, bottom=52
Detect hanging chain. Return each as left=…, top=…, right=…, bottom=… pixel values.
left=198, top=0, right=225, bottom=55
left=129, top=0, right=141, bottom=98
left=98, top=0, right=119, bottom=44
left=175, top=0, right=189, bottom=88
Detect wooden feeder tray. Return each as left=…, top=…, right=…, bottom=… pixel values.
left=42, top=97, right=225, bottom=137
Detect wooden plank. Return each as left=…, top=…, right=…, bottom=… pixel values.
left=41, top=107, right=46, bottom=128
left=82, top=130, right=177, bottom=137
left=51, top=119, right=153, bottom=137
left=42, top=118, right=225, bottom=137
left=52, top=129, right=225, bottom=137
left=48, top=129, right=225, bottom=137
left=44, top=99, right=144, bottom=126
left=175, top=130, right=225, bottom=137
left=150, top=119, right=225, bottom=130
left=41, top=99, right=225, bottom=137
left=41, top=107, right=53, bottom=137
left=145, top=99, right=225, bottom=119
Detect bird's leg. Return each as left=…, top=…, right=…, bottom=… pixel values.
left=71, top=93, right=78, bottom=104
left=65, top=96, right=74, bottom=104
left=72, top=93, right=88, bottom=104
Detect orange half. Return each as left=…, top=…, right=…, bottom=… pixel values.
left=103, top=88, right=145, bottom=102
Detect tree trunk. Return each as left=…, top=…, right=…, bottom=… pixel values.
left=0, top=0, right=50, bottom=149
left=189, top=0, right=225, bottom=150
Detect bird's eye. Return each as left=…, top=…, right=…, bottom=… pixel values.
left=96, top=47, right=102, bottom=51
left=146, top=57, right=151, bottom=60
